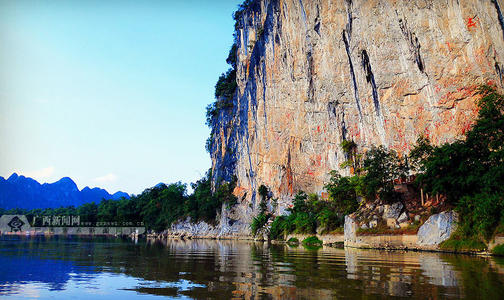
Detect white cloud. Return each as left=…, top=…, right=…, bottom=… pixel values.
left=93, top=173, right=118, bottom=183
left=22, top=166, right=55, bottom=181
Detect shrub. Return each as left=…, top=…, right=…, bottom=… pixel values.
left=268, top=191, right=346, bottom=237
left=258, top=184, right=268, bottom=200
left=340, top=139, right=361, bottom=172
left=214, top=69, right=237, bottom=100
left=302, top=236, right=323, bottom=247
left=409, top=135, right=433, bottom=173
left=492, top=244, right=504, bottom=256
left=251, top=212, right=270, bottom=236
left=256, top=25, right=264, bottom=39
left=293, top=212, right=316, bottom=234
left=440, top=235, right=487, bottom=252
left=287, top=237, right=299, bottom=244
left=269, top=216, right=287, bottom=240
left=257, top=184, right=269, bottom=213
left=317, top=208, right=344, bottom=233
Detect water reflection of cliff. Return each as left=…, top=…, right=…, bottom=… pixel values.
left=1, top=236, right=504, bottom=299
left=148, top=239, right=504, bottom=299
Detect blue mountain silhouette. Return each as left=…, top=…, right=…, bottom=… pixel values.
left=0, top=173, right=130, bottom=209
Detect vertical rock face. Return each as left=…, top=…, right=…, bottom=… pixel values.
left=209, top=0, right=504, bottom=225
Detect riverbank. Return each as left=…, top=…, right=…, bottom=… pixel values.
left=151, top=209, right=504, bottom=257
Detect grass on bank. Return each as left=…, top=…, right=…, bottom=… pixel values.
left=439, top=231, right=487, bottom=252
left=492, top=244, right=504, bottom=256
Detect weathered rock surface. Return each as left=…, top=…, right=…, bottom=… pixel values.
left=344, top=215, right=358, bottom=243
left=344, top=210, right=458, bottom=250
left=417, top=211, right=458, bottom=245
left=383, top=202, right=404, bottom=219
left=206, top=0, right=504, bottom=234
left=165, top=206, right=251, bottom=239
left=397, top=211, right=409, bottom=224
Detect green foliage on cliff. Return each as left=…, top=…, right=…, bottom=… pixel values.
left=232, top=0, right=254, bottom=30
left=415, top=86, right=504, bottom=241
left=251, top=212, right=271, bottom=236
left=205, top=44, right=239, bottom=133
left=269, top=215, right=287, bottom=240
left=258, top=184, right=268, bottom=200
left=332, top=142, right=409, bottom=205
left=214, top=69, right=237, bottom=100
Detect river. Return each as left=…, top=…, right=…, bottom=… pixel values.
left=0, top=236, right=503, bottom=299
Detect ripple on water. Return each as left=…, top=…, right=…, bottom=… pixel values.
left=1, top=236, right=504, bottom=299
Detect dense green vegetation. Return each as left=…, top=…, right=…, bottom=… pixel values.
left=302, top=236, right=323, bottom=247
left=415, top=86, right=504, bottom=245
left=266, top=192, right=345, bottom=240
left=251, top=184, right=272, bottom=236
left=261, top=136, right=413, bottom=239
left=439, top=232, right=487, bottom=252
left=264, top=86, right=503, bottom=246
left=287, top=237, right=299, bottom=244
left=251, top=212, right=269, bottom=236
left=0, top=170, right=237, bottom=233
left=492, top=244, right=504, bottom=256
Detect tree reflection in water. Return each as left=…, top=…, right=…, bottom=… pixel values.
left=0, top=236, right=503, bottom=299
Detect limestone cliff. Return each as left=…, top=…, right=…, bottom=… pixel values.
left=208, top=0, right=504, bottom=233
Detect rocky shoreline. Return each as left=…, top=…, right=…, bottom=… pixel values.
left=148, top=205, right=504, bottom=256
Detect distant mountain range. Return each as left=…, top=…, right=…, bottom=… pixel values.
left=0, top=173, right=130, bottom=210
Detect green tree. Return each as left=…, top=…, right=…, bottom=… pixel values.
left=325, top=171, right=360, bottom=215
left=363, top=146, right=406, bottom=201
left=416, top=86, right=504, bottom=240
left=78, top=202, right=98, bottom=223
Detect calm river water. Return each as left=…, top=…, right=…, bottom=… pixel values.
left=0, top=236, right=503, bottom=299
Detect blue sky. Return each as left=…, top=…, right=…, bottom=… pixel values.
left=0, top=0, right=242, bottom=194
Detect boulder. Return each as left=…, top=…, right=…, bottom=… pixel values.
left=369, top=220, right=378, bottom=228
left=383, top=202, right=404, bottom=219
left=344, top=215, right=357, bottom=243
left=417, top=211, right=458, bottom=246
left=397, top=212, right=409, bottom=223
left=386, top=218, right=398, bottom=228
